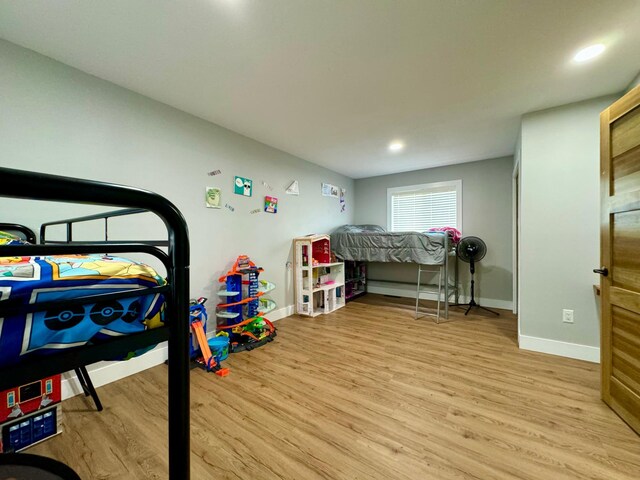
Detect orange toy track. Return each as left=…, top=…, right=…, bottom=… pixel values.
left=217, top=291, right=265, bottom=308
left=191, top=320, right=229, bottom=376
left=216, top=313, right=263, bottom=330
left=216, top=314, right=275, bottom=333
left=219, top=315, right=275, bottom=342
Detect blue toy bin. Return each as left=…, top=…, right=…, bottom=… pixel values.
left=208, top=336, right=230, bottom=362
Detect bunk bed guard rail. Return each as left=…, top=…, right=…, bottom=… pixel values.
left=0, top=167, right=191, bottom=480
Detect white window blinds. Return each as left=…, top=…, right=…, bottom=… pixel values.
left=388, top=181, right=461, bottom=232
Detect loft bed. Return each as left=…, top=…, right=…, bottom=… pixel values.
left=330, top=224, right=459, bottom=321
left=0, top=167, right=191, bottom=480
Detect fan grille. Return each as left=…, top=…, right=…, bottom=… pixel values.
left=457, top=236, right=487, bottom=263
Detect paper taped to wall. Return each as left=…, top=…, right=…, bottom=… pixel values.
left=286, top=180, right=299, bottom=195
left=205, top=187, right=221, bottom=208
left=322, top=183, right=339, bottom=198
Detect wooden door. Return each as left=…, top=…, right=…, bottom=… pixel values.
left=600, top=84, right=640, bottom=434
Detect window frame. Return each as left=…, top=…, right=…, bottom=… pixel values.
left=386, top=179, right=463, bottom=233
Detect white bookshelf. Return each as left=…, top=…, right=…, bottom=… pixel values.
left=293, top=234, right=345, bottom=316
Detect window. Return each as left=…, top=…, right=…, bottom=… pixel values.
left=387, top=180, right=462, bottom=232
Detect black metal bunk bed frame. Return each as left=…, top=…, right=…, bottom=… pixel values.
left=5, top=221, right=141, bottom=415
left=0, top=167, right=191, bottom=480
left=0, top=223, right=37, bottom=244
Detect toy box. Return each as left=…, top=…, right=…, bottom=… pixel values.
left=0, top=375, right=61, bottom=423
left=0, top=404, right=62, bottom=453
left=0, top=375, right=63, bottom=452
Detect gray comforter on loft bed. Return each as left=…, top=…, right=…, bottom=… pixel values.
left=330, top=224, right=447, bottom=265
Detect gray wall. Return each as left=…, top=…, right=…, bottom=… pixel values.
left=354, top=156, right=514, bottom=307
left=0, top=39, right=354, bottom=313
left=627, top=71, right=640, bottom=92
left=519, top=95, right=618, bottom=349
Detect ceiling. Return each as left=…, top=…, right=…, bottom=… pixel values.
left=1, top=1, right=639, bottom=179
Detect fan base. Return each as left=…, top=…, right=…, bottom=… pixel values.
left=456, top=300, right=500, bottom=316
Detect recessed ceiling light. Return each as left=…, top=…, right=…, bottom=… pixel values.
left=388, top=141, right=405, bottom=152
left=573, top=44, right=606, bottom=63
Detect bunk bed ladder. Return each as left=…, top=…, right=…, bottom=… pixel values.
left=415, top=264, right=443, bottom=322
left=415, top=233, right=450, bottom=322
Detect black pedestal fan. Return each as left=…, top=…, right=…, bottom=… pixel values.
left=457, top=236, right=499, bottom=316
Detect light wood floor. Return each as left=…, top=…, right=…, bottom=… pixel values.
left=32, top=295, right=640, bottom=479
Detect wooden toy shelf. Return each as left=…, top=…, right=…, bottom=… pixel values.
left=293, top=235, right=345, bottom=317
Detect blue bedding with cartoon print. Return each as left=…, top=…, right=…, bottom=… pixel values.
left=0, top=232, right=165, bottom=367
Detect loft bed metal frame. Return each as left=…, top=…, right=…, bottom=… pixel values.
left=40, top=207, right=170, bottom=246
left=0, top=222, right=104, bottom=412
left=0, top=167, right=191, bottom=480
left=357, top=232, right=459, bottom=322
left=334, top=228, right=459, bottom=322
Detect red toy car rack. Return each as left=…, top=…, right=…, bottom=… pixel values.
left=0, top=375, right=62, bottom=453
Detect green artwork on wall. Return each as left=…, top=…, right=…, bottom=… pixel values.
left=234, top=176, right=253, bottom=197
left=205, top=186, right=221, bottom=208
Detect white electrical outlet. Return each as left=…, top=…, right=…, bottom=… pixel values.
left=563, top=309, right=574, bottom=324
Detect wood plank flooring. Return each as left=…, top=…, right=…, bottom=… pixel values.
left=31, top=295, right=640, bottom=479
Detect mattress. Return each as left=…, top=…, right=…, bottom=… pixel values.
left=0, top=252, right=165, bottom=367
left=331, top=225, right=447, bottom=265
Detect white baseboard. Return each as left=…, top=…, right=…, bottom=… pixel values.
left=518, top=334, right=600, bottom=363
left=62, top=304, right=295, bottom=401
left=367, top=280, right=513, bottom=310
left=268, top=304, right=294, bottom=322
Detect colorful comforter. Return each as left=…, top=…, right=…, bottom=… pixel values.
left=0, top=249, right=166, bottom=367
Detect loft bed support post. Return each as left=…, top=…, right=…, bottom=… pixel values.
left=455, top=248, right=459, bottom=305
left=443, top=234, right=449, bottom=320
left=415, top=266, right=421, bottom=319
